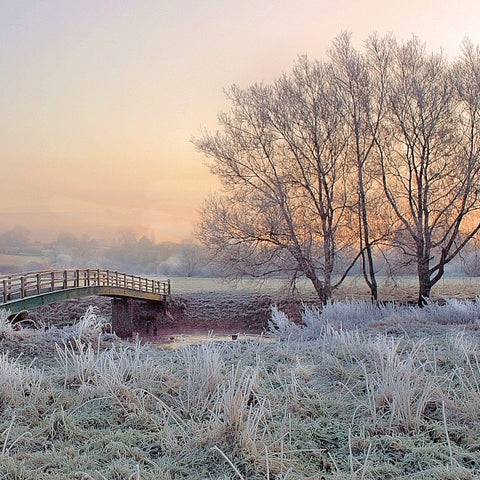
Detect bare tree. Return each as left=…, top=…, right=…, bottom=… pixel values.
left=328, top=32, right=394, bottom=301
left=377, top=37, right=480, bottom=305
left=195, top=58, right=361, bottom=303
left=179, top=243, right=206, bottom=277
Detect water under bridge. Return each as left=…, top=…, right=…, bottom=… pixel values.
left=0, top=269, right=171, bottom=337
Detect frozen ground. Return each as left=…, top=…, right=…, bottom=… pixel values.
left=1, top=303, right=480, bottom=478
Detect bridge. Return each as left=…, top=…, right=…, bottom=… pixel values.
left=0, top=269, right=171, bottom=337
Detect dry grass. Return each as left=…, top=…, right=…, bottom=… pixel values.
left=1, top=301, right=480, bottom=478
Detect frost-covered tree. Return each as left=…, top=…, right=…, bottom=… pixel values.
left=377, top=37, right=480, bottom=305
left=196, top=34, right=480, bottom=305
left=328, top=32, right=394, bottom=301
left=195, top=58, right=361, bottom=303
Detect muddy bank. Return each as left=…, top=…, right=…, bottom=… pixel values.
left=164, top=293, right=315, bottom=333
left=19, top=293, right=313, bottom=334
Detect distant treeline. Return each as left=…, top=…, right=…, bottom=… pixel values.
left=0, top=227, right=218, bottom=277
left=1, top=226, right=480, bottom=279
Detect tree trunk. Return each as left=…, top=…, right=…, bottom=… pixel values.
left=359, top=189, right=378, bottom=302
left=417, top=257, right=432, bottom=306
left=361, top=250, right=378, bottom=302
left=307, top=269, right=329, bottom=305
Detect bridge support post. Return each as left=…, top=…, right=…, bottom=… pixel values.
left=110, top=297, right=168, bottom=339
left=111, top=297, right=135, bottom=338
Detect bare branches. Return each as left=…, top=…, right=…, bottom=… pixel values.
left=194, top=57, right=354, bottom=303
left=194, top=34, right=480, bottom=305
left=377, top=36, right=480, bottom=305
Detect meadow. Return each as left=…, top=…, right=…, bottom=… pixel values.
left=1, top=300, right=480, bottom=479
left=0, top=254, right=49, bottom=270
left=168, top=276, right=480, bottom=303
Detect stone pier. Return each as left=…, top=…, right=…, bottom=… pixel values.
left=111, top=297, right=168, bottom=338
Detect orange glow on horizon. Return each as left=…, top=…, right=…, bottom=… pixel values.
left=2, top=1, right=480, bottom=242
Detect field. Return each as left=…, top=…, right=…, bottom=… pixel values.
left=2, top=301, right=480, bottom=479
left=0, top=253, right=49, bottom=270
left=168, top=276, right=480, bottom=303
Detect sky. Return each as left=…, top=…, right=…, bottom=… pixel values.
left=2, top=0, right=480, bottom=243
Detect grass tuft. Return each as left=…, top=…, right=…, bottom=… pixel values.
left=0, top=309, right=14, bottom=339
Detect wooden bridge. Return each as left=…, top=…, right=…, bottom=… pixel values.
left=0, top=269, right=171, bottom=314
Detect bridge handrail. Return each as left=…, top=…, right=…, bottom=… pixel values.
left=0, top=269, right=170, bottom=304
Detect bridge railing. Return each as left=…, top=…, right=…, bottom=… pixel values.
left=0, top=269, right=170, bottom=304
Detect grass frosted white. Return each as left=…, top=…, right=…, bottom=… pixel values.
left=71, top=305, right=109, bottom=340
left=269, top=298, right=480, bottom=340
left=173, top=340, right=226, bottom=418
left=0, top=352, right=46, bottom=404
left=2, top=303, right=480, bottom=477
left=356, top=336, right=440, bottom=431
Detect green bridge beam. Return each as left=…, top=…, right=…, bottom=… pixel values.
left=1, top=286, right=167, bottom=314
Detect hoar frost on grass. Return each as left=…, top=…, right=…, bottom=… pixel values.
left=43, top=305, right=110, bottom=346
left=0, top=309, right=14, bottom=339
left=67, top=305, right=109, bottom=341
left=3, top=304, right=480, bottom=477
left=269, top=298, right=480, bottom=340
left=0, top=352, right=47, bottom=404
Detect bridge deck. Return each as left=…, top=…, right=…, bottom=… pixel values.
left=0, top=269, right=170, bottom=313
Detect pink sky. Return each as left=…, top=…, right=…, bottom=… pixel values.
left=2, top=0, right=480, bottom=242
